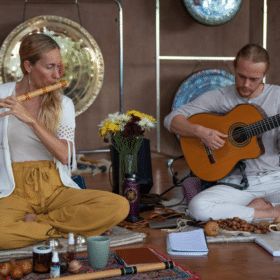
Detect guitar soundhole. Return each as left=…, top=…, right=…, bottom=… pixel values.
left=228, top=123, right=250, bottom=147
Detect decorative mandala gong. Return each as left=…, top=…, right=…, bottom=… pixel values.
left=172, top=69, right=235, bottom=111
left=0, top=15, right=105, bottom=116
left=183, top=0, right=243, bottom=26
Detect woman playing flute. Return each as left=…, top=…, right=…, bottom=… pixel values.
left=0, top=33, right=129, bottom=249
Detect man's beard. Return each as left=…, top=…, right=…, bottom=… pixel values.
left=236, top=86, right=253, bottom=98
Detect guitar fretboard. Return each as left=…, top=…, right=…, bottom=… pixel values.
left=244, top=114, right=280, bottom=137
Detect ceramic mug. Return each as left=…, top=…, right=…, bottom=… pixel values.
left=268, top=223, right=280, bottom=232
left=87, top=236, right=110, bottom=269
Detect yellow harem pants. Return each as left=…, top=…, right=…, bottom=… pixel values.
left=0, top=161, right=129, bottom=249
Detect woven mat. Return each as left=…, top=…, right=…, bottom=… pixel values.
left=21, top=248, right=201, bottom=280
left=181, top=218, right=275, bottom=243
left=0, top=226, right=146, bottom=262
left=182, top=225, right=256, bottom=243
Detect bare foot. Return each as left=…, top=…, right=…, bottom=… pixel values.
left=24, top=213, right=37, bottom=222
left=247, top=198, right=273, bottom=210
left=102, top=228, right=112, bottom=236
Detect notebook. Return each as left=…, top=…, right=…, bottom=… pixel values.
left=255, top=232, right=280, bottom=256
left=166, top=229, right=209, bottom=256
left=115, top=247, right=163, bottom=266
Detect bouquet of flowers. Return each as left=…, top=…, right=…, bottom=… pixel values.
left=98, top=110, right=156, bottom=176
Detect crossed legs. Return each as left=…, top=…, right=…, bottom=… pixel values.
left=188, top=178, right=280, bottom=223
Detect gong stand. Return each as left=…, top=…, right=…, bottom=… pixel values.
left=23, top=0, right=124, bottom=155
left=22, top=0, right=83, bottom=27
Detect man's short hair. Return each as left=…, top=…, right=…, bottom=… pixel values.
left=234, top=44, right=270, bottom=73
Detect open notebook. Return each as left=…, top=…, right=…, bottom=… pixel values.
left=166, top=229, right=209, bottom=256
left=255, top=232, right=280, bottom=256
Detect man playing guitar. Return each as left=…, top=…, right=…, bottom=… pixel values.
left=164, top=44, right=280, bottom=222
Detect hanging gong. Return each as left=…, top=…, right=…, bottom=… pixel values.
left=0, top=15, right=104, bottom=116
left=172, top=69, right=235, bottom=111
left=171, top=69, right=235, bottom=140
left=183, top=0, right=243, bottom=26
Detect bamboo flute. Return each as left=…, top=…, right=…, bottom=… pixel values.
left=17, top=80, right=68, bottom=102
left=45, top=261, right=174, bottom=280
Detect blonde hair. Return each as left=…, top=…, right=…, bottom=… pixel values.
left=234, top=44, right=270, bottom=74
left=19, top=33, right=63, bottom=134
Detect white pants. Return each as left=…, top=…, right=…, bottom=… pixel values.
left=188, top=171, right=280, bottom=223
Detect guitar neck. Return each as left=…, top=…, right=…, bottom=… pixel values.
left=246, top=114, right=280, bottom=137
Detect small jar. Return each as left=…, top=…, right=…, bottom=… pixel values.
left=33, top=245, right=52, bottom=273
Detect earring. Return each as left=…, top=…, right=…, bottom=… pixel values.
left=28, top=73, right=30, bottom=85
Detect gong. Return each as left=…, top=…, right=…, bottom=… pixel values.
left=172, top=69, right=235, bottom=111
left=0, top=15, right=104, bottom=116
left=183, top=0, right=243, bottom=26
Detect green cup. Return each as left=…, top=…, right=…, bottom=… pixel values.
left=87, top=236, right=110, bottom=269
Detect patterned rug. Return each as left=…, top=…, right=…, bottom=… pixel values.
left=21, top=247, right=201, bottom=280
left=0, top=226, right=146, bottom=262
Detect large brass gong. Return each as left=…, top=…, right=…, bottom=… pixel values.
left=0, top=15, right=104, bottom=116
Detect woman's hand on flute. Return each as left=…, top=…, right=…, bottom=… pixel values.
left=0, top=95, right=71, bottom=165
left=0, top=95, right=35, bottom=125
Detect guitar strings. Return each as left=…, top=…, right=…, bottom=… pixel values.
left=230, top=115, right=280, bottom=139
left=248, top=116, right=280, bottom=134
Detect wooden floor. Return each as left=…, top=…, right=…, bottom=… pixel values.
left=81, top=153, right=280, bottom=280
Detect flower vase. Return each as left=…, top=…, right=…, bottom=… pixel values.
left=120, top=153, right=138, bottom=180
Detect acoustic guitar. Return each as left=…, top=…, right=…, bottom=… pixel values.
left=180, top=104, right=279, bottom=182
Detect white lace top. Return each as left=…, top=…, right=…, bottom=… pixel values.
left=0, top=82, right=79, bottom=198
left=8, top=115, right=54, bottom=162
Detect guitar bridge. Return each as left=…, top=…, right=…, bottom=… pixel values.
left=203, top=144, right=216, bottom=164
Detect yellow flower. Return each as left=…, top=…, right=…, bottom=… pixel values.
left=99, top=121, right=121, bottom=139
left=103, top=120, right=112, bottom=127
left=99, top=121, right=112, bottom=136
left=142, top=113, right=156, bottom=123
left=98, top=127, right=107, bottom=138
left=126, top=110, right=142, bottom=119
left=108, top=123, right=121, bottom=134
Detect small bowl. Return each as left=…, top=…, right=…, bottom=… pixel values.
left=75, top=234, right=87, bottom=246
left=45, top=238, right=63, bottom=249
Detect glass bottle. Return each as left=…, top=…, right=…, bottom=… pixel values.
left=66, top=233, right=76, bottom=262
left=50, top=251, right=60, bottom=278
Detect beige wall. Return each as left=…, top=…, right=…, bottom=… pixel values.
left=0, top=0, right=278, bottom=159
